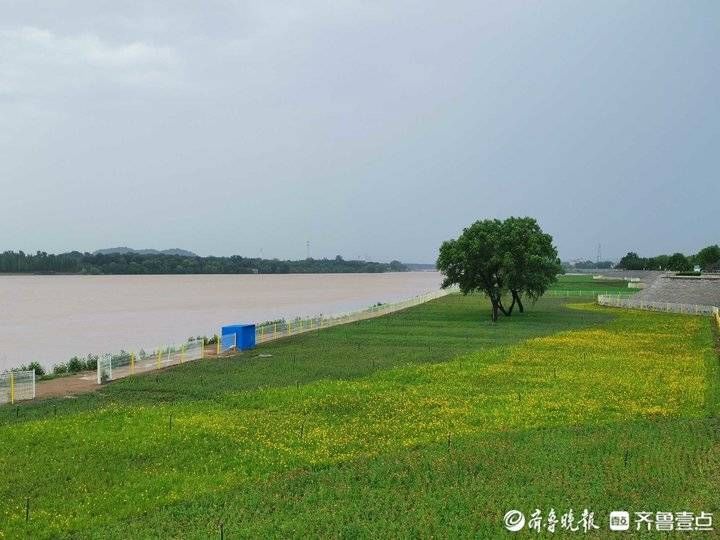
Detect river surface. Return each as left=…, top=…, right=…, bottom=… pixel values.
left=0, top=272, right=442, bottom=371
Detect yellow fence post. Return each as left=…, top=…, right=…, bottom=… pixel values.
left=274, top=322, right=277, bottom=338
left=130, top=352, right=135, bottom=375
left=200, top=340, right=204, bottom=359
left=261, top=325, right=265, bottom=342
left=216, top=334, right=220, bottom=356
left=10, top=372, right=15, bottom=405
left=181, top=344, right=185, bottom=363
left=156, top=348, right=161, bottom=369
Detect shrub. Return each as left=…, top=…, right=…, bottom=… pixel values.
left=53, top=363, right=68, bottom=375
left=84, top=354, right=98, bottom=371
left=258, top=319, right=286, bottom=327
left=27, top=361, right=46, bottom=377
left=111, top=351, right=132, bottom=367
left=67, top=356, right=85, bottom=373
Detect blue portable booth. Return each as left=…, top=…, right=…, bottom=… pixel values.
left=222, top=324, right=256, bottom=351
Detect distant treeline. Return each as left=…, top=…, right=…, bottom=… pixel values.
left=0, top=251, right=408, bottom=275
left=617, top=244, right=720, bottom=271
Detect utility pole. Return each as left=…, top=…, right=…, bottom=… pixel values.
left=306, top=240, right=310, bottom=260
left=596, top=243, right=602, bottom=264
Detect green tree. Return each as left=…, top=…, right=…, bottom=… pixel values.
left=500, top=217, right=561, bottom=314
left=437, top=218, right=558, bottom=321
left=437, top=219, right=507, bottom=321
left=651, top=254, right=670, bottom=270
left=667, top=252, right=692, bottom=271
left=618, top=252, right=644, bottom=270
left=696, top=245, right=720, bottom=270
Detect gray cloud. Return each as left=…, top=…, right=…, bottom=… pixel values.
left=1, top=1, right=718, bottom=262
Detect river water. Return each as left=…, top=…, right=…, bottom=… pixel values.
left=0, top=272, right=442, bottom=371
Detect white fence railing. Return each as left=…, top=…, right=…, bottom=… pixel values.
left=97, top=337, right=224, bottom=384
left=546, top=289, right=636, bottom=298
left=598, top=294, right=719, bottom=317
left=0, top=370, right=35, bottom=405
left=255, top=288, right=453, bottom=344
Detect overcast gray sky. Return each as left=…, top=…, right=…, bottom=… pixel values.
left=1, top=1, right=718, bottom=263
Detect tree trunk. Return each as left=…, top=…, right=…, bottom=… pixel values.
left=497, top=298, right=510, bottom=316
left=506, top=294, right=516, bottom=315
left=490, top=298, right=499, bottom=322
left=512, top=290, right=524, bottom=313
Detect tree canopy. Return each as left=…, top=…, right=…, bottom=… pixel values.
left=696, top=245, right=720, bottom=270
left=616, top=243, right=720, bottom=271
left=666, top=252, right=692, bottom=272
left=501, top=217, right=562, bottom=314
left=437, top=218, right=560, bottom=321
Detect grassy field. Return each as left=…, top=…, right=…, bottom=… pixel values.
left=549, top=274, right=635, bottom=295
left=0, top=280, right=718, bottom=538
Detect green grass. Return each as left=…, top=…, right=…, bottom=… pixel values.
left=549, top=274, right=634, bottom=295
left=0, top=294, right=717, bottom=538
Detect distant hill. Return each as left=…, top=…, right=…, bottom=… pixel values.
left=93, top=247, right=198, bottom=257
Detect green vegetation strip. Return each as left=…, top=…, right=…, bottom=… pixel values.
left=0, top=277, right=717, bottom=538
left=546, top=275, right=637, bottom=298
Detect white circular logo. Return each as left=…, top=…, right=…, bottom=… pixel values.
left=504, top=510, right=526, bottom=532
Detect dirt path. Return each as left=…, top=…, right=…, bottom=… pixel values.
left=33, top=345, right=226, bottom=400
left=35, top=371, right=98, bottom=399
